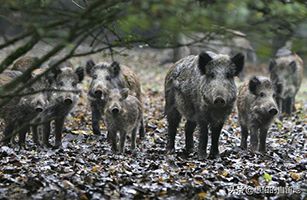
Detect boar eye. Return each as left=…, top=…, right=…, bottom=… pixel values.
left=106, top=76, right=111, bottom=81
left=208, top=73, right=215, bottom=79
left=72, top=81, right=77, bottom=87
left=260, top=92, right=265, bottom=97
left=272, top=93, right=276, bottom=98
left=226, top=72, right=232, bottom=79
left=29, top=88, right=35, bottom=93
left=59, top=81, right=64, bottom=86
left=93, top=75, right=98, bottom=79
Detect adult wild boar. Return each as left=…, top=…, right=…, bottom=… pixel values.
left=86, top=60, right=144, bottom=139
left=165, top=51, right=244, bottom=159
left=269, top=50, right=304, bottom=115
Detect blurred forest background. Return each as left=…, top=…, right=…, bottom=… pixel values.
left=0, top=0, right=306, bottom=81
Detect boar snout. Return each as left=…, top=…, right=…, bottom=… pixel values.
left=94, top=89, right=103, bottom=97
left=213, top=96, right=226, bottom=106
left=269, top=107, right=278, bottom=116
left=35, top=107, right=43, bottom=112
left=32, top=98, right=47, bottom=112
left=64, top=98, right=73, bottom=105
left=111, top=107, right=120, bottom=115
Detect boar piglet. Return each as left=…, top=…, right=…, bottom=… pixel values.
left=237, top=76, right=278, bottom=153
left=86, top=60, right=144, bottom=139
left=33, top=62, right=84, bottom=148
left=104, top=88, right=143, bottom=153
left=269, top=51, right=303, bottom=115
left=165, top=51, right=244, bottom=159
left=0, top=68, right=49, bottom=147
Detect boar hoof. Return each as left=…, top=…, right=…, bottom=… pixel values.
left=208, top=152, right=220, bottom=159
left=93, top=129, right=101, bottom=135
left=131, top=149, right=138, bottom=156
left=185, top=148, right=194, bottom=155
left=53, top=142, right=62, bottom=149
left=258, top=149, right=266, bottom=155
left=240, top=144, right=247, bottom=150
left=43, top=142, right=53, bottom=148
left=198, top=153, right=207, bottom=161
left=166, top=148, right=175, bottom=154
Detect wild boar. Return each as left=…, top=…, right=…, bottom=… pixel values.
left=165, top=51, right=244, bottom=159
left=33, top=61, right=84, bottom=148
left=86, top=60, right=144, bottom=139
left=269, top=50, right=304, bottom=115
left=104, top=88, right=143, bottom=153
left=237, top=76, right=278, bottom=153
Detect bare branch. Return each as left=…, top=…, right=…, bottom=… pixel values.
left=72, top=0, right=86, bottom=9
left=0, top=35, right=40, bottom=74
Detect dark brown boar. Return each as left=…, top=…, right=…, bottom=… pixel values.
left=86, top=60, right=144, bottom=139
left=104, top=88, right=143, bottom=153
left=237, top=76, right=278, bottom=153
left=33, top=61, right=84, bottom=148
left=0, top=69, right=49, bottom=146
left=269, top=51, right=304, bottom=115
left=165, top=51, right=244, bottom=159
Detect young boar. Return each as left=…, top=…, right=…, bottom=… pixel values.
left=269, top=51, right=304, bottom=115
left=237, top=76, right=278, bottom=153
left=0, top=69, right=49, bottom=146
left=86, top=60, right=144, bottom=139
left=34, top=61, right=84, bottom=147
left=104, top=88, right=143, bottom=153
left=165, top=51, right=244, bottom=159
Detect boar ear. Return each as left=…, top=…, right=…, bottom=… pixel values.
left=269, top=60, right=276, bottom=72
left=120, top=88, right=129, bottom=100
left=249, top=76, right=261, bottom=95
left=289, top=61, right=297, bottom=73
left=109, top=61, right=120, bottom=77
left=46, top=66, right=61, bottom=85
left=231, top=53, right=244, bottom=76
left=86, top=59, right=95, bottom=76
left=75, top=67, right=84, bottom=82
left=198, top=52, right=212, bottom=74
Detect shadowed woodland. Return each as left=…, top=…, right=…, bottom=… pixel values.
left=0, top=0, right=306, bottom=199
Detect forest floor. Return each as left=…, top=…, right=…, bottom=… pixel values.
left=0, top=46, right=306, bottom=199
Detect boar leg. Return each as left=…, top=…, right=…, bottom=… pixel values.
left=119, top=131, right=127, bottom=154
left=131, top=128, right=137, bottom=151
left=166, top=108, right=181, bottom=153
left=240, top=125, right=248, bottom=150
left=259, top=127, right=268, bottom=153
left=198, top=122, right=208, bottom=160
left=109, top=130, right=117, bottom=153
left=250, top=127, right=258, bottom=152
left=184, top=120, right=196, bottom=154
left=2, top=123, right=14, bottom=145
left=138, top=118, right=145, bottom=139
left=208, top=123, right=223, bottom=159
left=43, top=122, right=52, bottom=148
left=292, top=96, right=296, bottom=112
left=54, top=116, right=65, bottom=148
left=91, top=104, right=101, bottom=135
left=284, top=97, right=293, bottom=115
left=18, top=126, right=29, bottom=148
left=32, top=125, right=39, bottom=145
